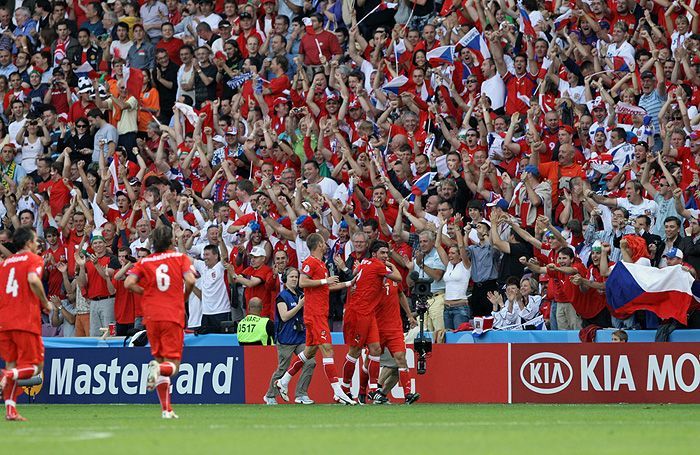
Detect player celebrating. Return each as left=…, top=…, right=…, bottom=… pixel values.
left=340, top=240, right=402, bottom=404
left=0, top=227, right=53, bottom=421
left=372, top=278, right=420, bottom=404
left=274, top=233, right=355, bottom=405
left=124, top=226, right=196, bottom=419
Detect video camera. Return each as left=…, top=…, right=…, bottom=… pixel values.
left=409, top=271, right=433, bottom=374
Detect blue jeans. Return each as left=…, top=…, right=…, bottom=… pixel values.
left=443, top=305, right=471, bottom=331
left=549, top=301, right=558, bottom=331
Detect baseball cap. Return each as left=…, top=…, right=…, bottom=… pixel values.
left=641, top=71, right=655, bottom=79
left=663, top=247, right=684, bottom=260
left=212, top=134, right=225, bottom=143
left=225, top=126, right=237, bottom=135
left=273, top=96, right=290, bottom=107
left=523, top=164, right=540, bottom=177
left=219, top=20, right=231, bottom=28
left=250, top=245, right=266, bottom=257
left=486, top=197, right=509, bottom=210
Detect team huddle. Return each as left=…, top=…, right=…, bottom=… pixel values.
left=0, top=228, right=416, bottom=421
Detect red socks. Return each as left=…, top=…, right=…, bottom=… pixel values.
left=287, top=352, right=307, bottom=377
left=358, top=363, right=369, bottom=396
left=367, top=355, right=380, bottom=390
left=322, top=357, right=339, bottom=385
left=341, top=354, right=357, bottom=389
left=399, top=368, right=412, bottom=396
left=7, top=366, right=37, bottom=380
left=159, top=362, right=176, bottom=377
left=155, top=377, right=171, bottom=412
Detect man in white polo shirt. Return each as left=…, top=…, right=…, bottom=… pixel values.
left=193, top=242, right=230, bottom=333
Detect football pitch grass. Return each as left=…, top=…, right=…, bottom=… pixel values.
left=2, top=403, right=699, bottom=454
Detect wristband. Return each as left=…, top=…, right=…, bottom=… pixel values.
left=321, top=278, right=327, bottom=285
left=345, top=281, right=352, bottom=288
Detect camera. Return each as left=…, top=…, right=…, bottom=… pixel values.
left=292, top=319, right=305, bottom=333
left=408, top=271, right=433, bottom=374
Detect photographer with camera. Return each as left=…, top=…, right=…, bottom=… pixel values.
left=408, top=230, right=446, bottom=332
left=265, top=267, right=316, bottom=405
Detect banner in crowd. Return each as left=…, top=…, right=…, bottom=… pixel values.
left=13, top=343, right=700, bottom=404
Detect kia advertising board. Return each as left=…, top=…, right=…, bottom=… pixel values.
left=30, top=347, right=245, bottom=404
left=511, top=343, right=700, bottom=403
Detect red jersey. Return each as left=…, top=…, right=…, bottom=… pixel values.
left=347, top=258, right=391, bottom=315
left=300, top=255, right=330, bottom=318
left=375, top=279, right=403, bottom=336
left=44, top=243, right=69, bottom=299
left=84, top=254, right=120, bottom=299
left=0, top=251, right=45, bottom=335
left=128, top=251, right=194, bottom=327
left=38, top=178, right=71, bottom=217
left=113, top=278, right=136, bottom=324
left=242, top=264, right=274, bottom=318
left=571, top=263, right=608, bottom=319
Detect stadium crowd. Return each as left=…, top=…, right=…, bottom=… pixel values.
left=0, top=0, right=699, bottom=342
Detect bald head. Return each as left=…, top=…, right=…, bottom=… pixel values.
left=248, top=297, right=263, bottom=316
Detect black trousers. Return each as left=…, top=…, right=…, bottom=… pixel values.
left=470, top=280, right=499, bottom=317
left=582, top=308, right=612, bottom=328
left=200, top=312, right=232, bottom=333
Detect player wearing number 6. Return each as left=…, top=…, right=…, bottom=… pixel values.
left=0, top=227, right=53, bottom=421
left=125, top=226, right=196, bottom=419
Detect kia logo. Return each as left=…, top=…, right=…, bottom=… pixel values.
left=520, top=352, right=573, bottom=395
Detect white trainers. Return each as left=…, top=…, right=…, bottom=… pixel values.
left=332, top=383, right=356, bottom=405
left=264, top=395, right=278, bottom=405
left=294, top=395, right=314, bottom=405
left=162, top=410, right=179, bottom=419
left=274, top=379, right=289, bottom=402
left=147, top=360, right=159, bottom=391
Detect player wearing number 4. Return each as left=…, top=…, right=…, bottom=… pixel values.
left=0, top=227, right=53, bottom=421
left=125, top=226, right=196, bottom=419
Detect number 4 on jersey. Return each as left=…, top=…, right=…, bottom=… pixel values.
left=5, top=267, right=18, bottom=297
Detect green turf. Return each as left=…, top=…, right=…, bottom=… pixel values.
left=1, top=403, right=698, bottom=454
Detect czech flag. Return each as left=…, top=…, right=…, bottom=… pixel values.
left=426, top=45, right=455, bottom=65
left=302, top=17, right=315, bottom=36
left=605, top=262, right=694, bottom=324
left=612, top=56, right=630, bottom=72
left=410, top=172, right=437, bottom=200
left=381, top=75, right=409, bottom=95
left=518, top=4, right=537, bottom=37
left=457, top=28, right=491, bottom=61
left=553, top=9, right=572, bottom=32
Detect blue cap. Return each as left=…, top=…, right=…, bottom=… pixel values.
left=523, top=164, right=540, bottom=177
left=249, top=221, right=261, bottom=232
left=663, top=247, right=684, bottom=260
left=339, top=220, right=349, bottom=229
left=296, top=214, right=309, bottom=225
left=486, top=198, right=509, bottom=210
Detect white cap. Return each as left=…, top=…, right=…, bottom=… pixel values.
left=250, top=245, right=266, bottom=257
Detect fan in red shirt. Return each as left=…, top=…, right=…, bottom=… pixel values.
left=0, top=227, right=53, bottom=421
left=340, top=240, right=402, bottom=404
left=570, top=243, right=613, bottom=328
left=125, top=226, right=196, bottom=419
left=274, top=233, right=355, bottom=405
left=232, top=245, right=274, bottom=317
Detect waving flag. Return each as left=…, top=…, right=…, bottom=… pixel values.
left=457, top=28, right=491, bottom=61
left=426, top=45, right=455, bottom=65
left=381, top=75, right=409, bottom=95
left=518, top=3, right=537, bottom=37
left=123, top=66, right=143, bottom=99
left=227, top=72, right=254, bottom=90
left=605, top=262, right=693, bottom=324
left=410, top=172, right=437, bottom=200
left=553, top=9, right=572, bottom=32
left=612, top=56, right=630, bottom=72
left=302, top=17, right=315, bottom=35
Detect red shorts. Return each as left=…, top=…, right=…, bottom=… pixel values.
left=304, top=314, right=331, bottom=346
left=0, top=330, right=44, bottom=365
left=343, top=310, right=379, bottom=348
left=146, top=321, right=184, bottom=360
left=380, top=331, right=406, bottom=356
